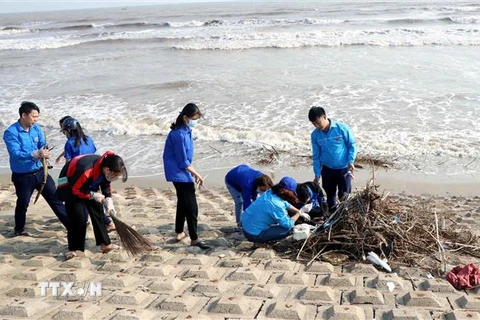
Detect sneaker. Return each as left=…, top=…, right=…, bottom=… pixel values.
left=14, top=230, right=32, bottom=237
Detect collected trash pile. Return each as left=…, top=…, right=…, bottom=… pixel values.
left=291, top=180, right=480, bottom=272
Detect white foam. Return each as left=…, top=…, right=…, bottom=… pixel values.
left=449, top=16, right=480, bottom=24
left=0, top=37, right=83, bottom=51
left=172, top=27, right=480, bottom=50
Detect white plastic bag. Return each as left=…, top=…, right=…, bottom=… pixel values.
left=293, top=223, right=311, bottom=240
left=366, top=251, right=392, bottom=272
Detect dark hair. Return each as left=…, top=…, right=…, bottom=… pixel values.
left=308, top=106, right=326, bottom=122
left=101, top=154, right=128, bottom=182
left=170, top=103, right=203, bottom=130
left=254, top=174, right=273, bottom=189
left=271, top=183, right=298, bottom=205
left=69, top=122, right=89, bottom=148
left=19, top=101, right=40, bottom=117
left=296, top=184, right=310, bottom=203
left=101, top=154, right=125, bottom=172
left=59, top=115, right=72, bottom=126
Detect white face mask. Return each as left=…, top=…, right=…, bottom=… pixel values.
left=105, top=172, right=119, bottom=182
left=188, top=119, right=199, bottom=128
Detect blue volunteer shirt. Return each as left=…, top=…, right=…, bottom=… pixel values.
left=3, top=121, right=45, bottom=173
left=162, top=125, right=194, bottom=183
left=311, top=120, right=357, bottom=178
left=64, top=136, right=97, bottom=160
left=241, top=190, right=294, bottom=236
left=225, top=164, right=263, bottom=210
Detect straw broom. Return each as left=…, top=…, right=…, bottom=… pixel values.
left=106, top=207, right=154, bottom=256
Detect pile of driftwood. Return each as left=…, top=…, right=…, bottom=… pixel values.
left=292, top=180, right=480, bottom=272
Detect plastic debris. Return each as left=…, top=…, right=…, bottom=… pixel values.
left=293, top=224, right=311, bottom=240
left=300, top=203, right=313, bottom=213
left=386, top=282, right=396, bottom=292
left=366, top=251, right=392, bottom=272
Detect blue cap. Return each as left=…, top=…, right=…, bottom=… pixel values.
left=279, top=176, right=297, bottom=195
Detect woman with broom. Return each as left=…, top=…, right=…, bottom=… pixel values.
left=56, top=151, right=127, bottom=259
left=162, top=103, right=210, bottom=250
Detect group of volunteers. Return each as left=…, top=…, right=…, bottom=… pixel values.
left=3, top=101, right=356, bottom=256
left=162, top=103, right=357, bottom=248
left=3, top=102, right=126, bottom=260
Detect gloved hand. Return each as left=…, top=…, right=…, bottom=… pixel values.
left=104, top=197, right=114, bottom=213
left=300, top=212, right=311, bottom=221
left=90, top=192, right=105, bottom=203
left=32, top=148, right=51, bottom=159
left=300, top=203, right=313, bottom=213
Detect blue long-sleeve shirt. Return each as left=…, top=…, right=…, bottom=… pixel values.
left=64, top=136, right=97, bottom=160
left=241, top=190, right=294, bottom=236
left=225, top=164, right=263, bottom=210
left=162, top=125, right=194, bottom=183
left=3, top=121, right=45, bottom=173
left=311, top=119, right=357, bottom=178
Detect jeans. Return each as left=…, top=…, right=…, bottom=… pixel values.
left=12, top=170, right=69, bottom=232
left=321, top=166, right=352, bottom=210
left=243, top=225, right=291, bottom=243
left=225, top=181, right=243, bottom=225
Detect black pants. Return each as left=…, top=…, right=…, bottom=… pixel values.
left=12, top=171, right=69, bottom=232
left=65, top=199, right=110, bottom=251
left=173, top=182, right=198, bottom=241
left=321, top=166, right=352, bottom=210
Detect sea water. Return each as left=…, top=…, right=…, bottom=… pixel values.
left=1, top=0, right=479, bottom=177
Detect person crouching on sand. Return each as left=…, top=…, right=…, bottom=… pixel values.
left=162, top=103, right=210, bottom=250
left=225, top=164, right=273, bottom=230
left=56, top=151, right=127, bottom=260
left=240, top=176, right=302, bottom=246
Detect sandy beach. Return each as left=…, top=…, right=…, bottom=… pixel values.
left=0, top=164, right=479, bottom=319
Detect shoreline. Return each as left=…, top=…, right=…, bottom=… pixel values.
left=1, top=165, right=478, bottom=197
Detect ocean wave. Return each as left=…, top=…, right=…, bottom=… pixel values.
left=0, top=37, right=83, bottom=51
left=7, top=14, right=478, bottom=40
left=39, top=23, right=96, bottom=31
left=0, top=29, right=191, bottom=51
left=446, top=16, right=480, bottom=24
left=203, top=18, right=347, bottom=27
left=172, top=28, right=480, bottom=50
left=104, top=21, right=170, bottom=29
left=3, top=17, right=348, bottom=36
left=437, top=5, right=480, bottom=13
left=0, top=26, right=31, bottom=35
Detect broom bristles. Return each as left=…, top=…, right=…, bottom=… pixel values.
left=110, top=215, right=154, bottom=256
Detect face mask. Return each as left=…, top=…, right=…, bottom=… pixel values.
left=188, top=119, right=198, bottom=128
left=105, top=172, right=119, bottom=182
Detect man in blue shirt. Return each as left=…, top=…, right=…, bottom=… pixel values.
left=3, top=101, right=69, bottom=236
left=309, top=106, right=357, bottom=210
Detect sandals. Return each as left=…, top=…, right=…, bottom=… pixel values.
left=106, top=222, right=116, bottom=233
left=65, top=251, right=77, bottom=260
left=101, top=244, right=121, bottom=254
left=175, top=232, right=187, bottom=242
left=191, top=241, right=210, bottom=250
